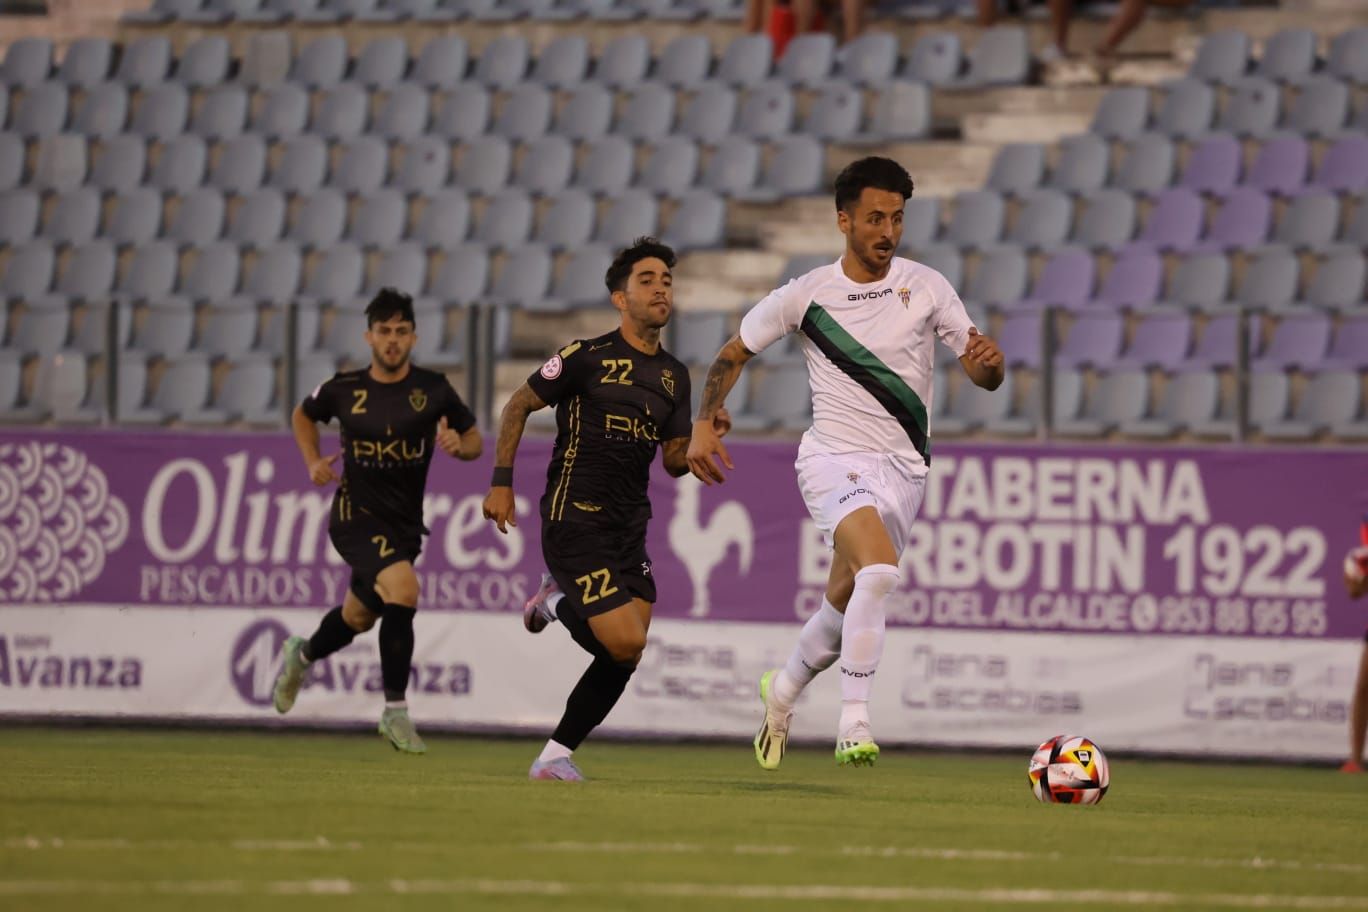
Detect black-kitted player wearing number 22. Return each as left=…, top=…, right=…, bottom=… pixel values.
left=482, top=238, right=730, bottom=781
left=273, top=289, right=483, bottom=753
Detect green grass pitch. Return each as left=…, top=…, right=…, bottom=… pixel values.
left=2, top=727, right=1366, bottom=911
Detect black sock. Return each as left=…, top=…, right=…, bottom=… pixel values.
left=551, top=657, right=634, bottom=750
left=379, top=604, right=416, bottom=702
left=304, top=606, right=356, bottom=662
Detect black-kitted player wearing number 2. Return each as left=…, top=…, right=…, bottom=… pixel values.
left=482, top=238, right=730, bottom=781
left=273, top=288, right=482, bottom=753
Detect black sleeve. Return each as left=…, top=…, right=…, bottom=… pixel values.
left=300, top=375, right=337, bottom=424
left=441, top=378, right=477, bottom=433
left=662, top=367, right=693, bottom=440
left=526, top=340, right=596, bottom=406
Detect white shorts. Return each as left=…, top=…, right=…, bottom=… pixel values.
left=795, top=450, right=927, bottom=555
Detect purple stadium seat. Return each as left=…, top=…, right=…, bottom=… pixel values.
left=1116, top=309, right=1193, bottom=370
left=1134, top=188, right=1204, bottom=252
left=1090, top=247, right=1163, bottom=310
left=1022, top=248, right=1095, bottom=311
left=1056, top=311, right=1124, bottom=368
left=1250, top=313, right=1331, bottom=372
left=1180, top=133, right=1241, bottom=196
left=1200, top=187, right=1271, bottom=251
left=1322, top=313, right=1368, bottom=371
left=998, top=310, right=1041, bottom=368
left=1246, top=136, right=1307, bottom=196
left=1311, top=135, right=1368, bottom=194
left=1182, top=313, right=1260, bottom=371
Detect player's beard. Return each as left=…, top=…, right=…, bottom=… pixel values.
left=375, top=346, right=409, bottom=373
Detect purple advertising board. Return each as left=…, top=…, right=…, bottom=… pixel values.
left=1, top=430, right=1365, bottom=639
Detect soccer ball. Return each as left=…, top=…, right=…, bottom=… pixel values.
left=1345, top=546, right=1368, bottom=583
left=1028, top=735, right=1109, bottom=805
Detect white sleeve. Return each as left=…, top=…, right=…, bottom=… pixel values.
left=739, top=278, right=806, bottom=355
left=930, top=270, right=976, bottom=358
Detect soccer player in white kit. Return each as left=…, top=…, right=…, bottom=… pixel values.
left=687, top=157, right=1005, bottom=768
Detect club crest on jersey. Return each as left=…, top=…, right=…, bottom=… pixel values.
left=540, top=354, right=563, bottom=380
left=661, top=369, right=675, bottom=396
left=898, top=287, right=911, bottom=306
left=409, top=389, right=427, bottom=412
left=847, top=472, right=861, bottom=484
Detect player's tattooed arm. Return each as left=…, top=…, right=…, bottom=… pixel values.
left=688, top=336, right=754, bottom=485
left=661, top=437, right=691, bottom=477
left=482, top=383, right=547, bottom=534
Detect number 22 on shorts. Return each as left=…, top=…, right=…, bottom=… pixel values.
left=371, top=535, right=395, bottom=558
left=575, top=568, right=618, bottom=604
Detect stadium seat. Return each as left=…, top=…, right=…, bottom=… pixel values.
left=1091, top=247, right=1162, bottom=310
left=1156, top=79, right=1215, bottom=139
left=354, top=36, right=409, bottom=88
left=0, top=188, right=40, bottom=245
left=836, top=32, right=898, bottom=87
left=290, top=189, right=347, bottom=248
left=455, top=136, right=512, bottom=196
left=1116, top=308, right=1193, bottom=371
left=595, top=189, right=659, bottom=247
left=1056, top=311, right=1124, bottom=368
left=657, top=34, right=712, bottom=88
left=960, top=26, right=1029, bottom=87
left=131, top=83, right=189, bottom=141
left=578, top=135, right=635, bottom=196
left=700, top=136, right=760, bottom=195
left=738, top=135, right=823, bottom=202
left=1180, top=134, right=1241, bottom=196
left=1202, top=187, right=1272, bottom=251
left=474, top=188, right=535, bottom=250
left=333, top=137, right=389, bottom=196
left=945, top=190, right=1005, bottom=250
left=71, top=83, right=128, bottom=138
left=1192, top=370, right=1288, bottom=437
left=136, top=354, right=215, bottom=424
left=270, top=136, right=328, bottom=195
left=853, top=80, right=930, bottom=143
left=803, top=82, right=863, bottom=142
left=663, top=189, right=726, bottom=250
left=1251, top=312, right=1330, bottom=371
left=242, top=244, right=304, bottom=302
left=32, top=134, right=87, bottom=194
left=1135, top=187, right=1203, bottom=252
left=303, top=243, right=364, bottom=301
left=292, top=35, right=348, bottom=88
left=1234, top=247, right=1299, bottom=312
left=534, top=188, right=596, bottom=250
left=902, top=197, right=941, bottom=249
left=14, top=81, right=69, bottom=138
left=2, top=239, right=56, bottom=300
left=539, top=244, right=614, bottom=312
left=595, top=34, right=651, bottom=89
left=209, top=135, right=267, bottom=195
left=412, top=35, right=469, bottom=88
left=1, top=37, right=53, bottom=88
left=0, top=132, right=23, bottom=191
left=1090, top=87, right=1149, bottom=140
left=375, top=84, right=430, bottom=141
left=1050, top=133, right=1109, bottom=194
left=1006, top=189, right=1072, bottom=250
left=132, top=300, right=196, bottom=357
left=1285, top=76, right=1349, bottom=138
left=412, top=188, right=472, bottom=250
left=1054, top=369, right=1149, bottom=437
left=190, top=85, right=248, bottom=140
left=1120, top=369, right=1217, bottom=437
left=487, top=244, right=552, bottom=307
left=177, top=36, right=231, bottom=88
left=1310, top=135, right=1368, bottom=194
left=1327, top=27, right=1368, bottom=85
left=531, top=35, right=589, bottom=89
left=1271, top=192, right=1339, bottom=251
left=1301, top=251, right=1365, bottom=313
left=167, top=188, right=226, bottom=247
left=11, top=298, right=71, bottom=356
left=997, top=310, right=1042, bottom=368
left=1162, top=252, right=1229, bottom=312
left=349, top=190, right=407, bottom=249
left=370, top=243, right=428, bottom=296
left=1246, top=135, right=1307, bottom=196
left=255, top=83, right=310, bottom=137
left=205, top=354, right=279, bottom=426
left=1114, top=133, right=1175, bottom=195
left=1264, top=371, right=1362, bottom=440
left=315, top=83, right=371, bottom=140
left=1258, top=28, right=1316, bottom=84
left=904, top=31, right=962, bottom=85
left=115, top=240, right=178, bottom=303
left=57, top=38, right=112, bottom=89
left=736, top=82, right=794, bottom=140
left=735, top=364, right=810, bottom=432
left=180, top=241, right=241, bottom=302
left=226, top=188, right=286, bottom=249
left=1322, top=311, right=1368, bottom=370
left=426, top=244, right=490, bottom=304
left=963, top=246, right=1028, bottom=310
left=1073, top=189, right=1135, bottom=251
left=1021, top=248, right=1095, bottom=311
left=935, top=370, right=1012, bottom=435
left=395, top=136, right=452, bottom=196
left=474, top=35, right=530, bottom=89
left=1218, top=77, right=1280, bottom=137
left=640, top=140, right=699, bottom=199
left=45, top=187, right=101, bottom=247
left=986, top=143, right=1045, bottom=196
left=779, top=33, right=835, bottom=88
left=1191, top=30, right=1251, bottom=85
left=672, top=311, right=729, bottom=365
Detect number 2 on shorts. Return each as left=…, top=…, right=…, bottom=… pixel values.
left=371, top=535, right=395, bottom=558
left=574, top=568, right=618, bottom=604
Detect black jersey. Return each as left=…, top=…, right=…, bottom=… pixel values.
left=301, top=366, right=476, bottom=539
left=527, top=329, right=692, bottom=528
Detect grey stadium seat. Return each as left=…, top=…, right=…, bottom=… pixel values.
left=1007, top=190, right=1072, bottom=250
left=227, top=187, right=286, bottom=248
left=426, top=244, right=489, bottom=305
left=1191, top=30, right=1250, bottom=86
left=903, top=197, right=941, bottom=249
left=56, top=240, right=116, bottom=300
left=1258, top=28, right=1316, bottom=84
left=292, top=35, right=348, bottom=88
left=620, top=82, right=676, bottom=142
left=131, top=83, right=189, bottom=141
left=1217, top=77, right=1280, bottom=137
left=778, top=33, right=835, bottom=89
left=209, top=354, right=279, bottom=425
left=0, top=133, right=24, bottom=191
left=640, top=140, right=699, bottom=199
left=71, top=83, right=128, bottom=138
left=167, top=188, right=226, bottom=247
left=735, top=364, right=810, bottom=432
left=290, top=187, right=346, bottom=248
left=717, top=33, right=772, bottom=87
left=396, top=136, right=451, bottom=196
left=736, top=82, right=794, bottom=140
left=1055, top=370, right=1149, bottom=437
left=937, top=371, right=1012, bottom=435
left=149, top=134, right=207, bottom=193
left=11, top=298, right=72, bottom=356
left=535, top=188, right=595, bottom=250
left=314, top=83, right=370, bottom=140
left=664, top=189, right=725, bottom=251
left=532, top=35, right=590, bottom=89
left=32, top=134, right=88, bottom=193
left=454, top=136, right=510, bottom=196
left=255, top=83, right=309, bottom=137
left=1164, top=252, right=1229, bottom=311
left=413, top=189, right=471, bottom=250
left=376, top=83, right=430, bottom=140
left=1049, top=133, right=1109, bottom=194
left=946, top=190, right=1005, bottom=250
left=350, top=189, right=406, bottom=249
left=243, top=243, right=303, bottom=301
left=369, top=243, right=428, bottom=295
left=271, top=135, right=328, bottom=195
left=837, top=31, right=898, bottom=87
left=14, top=81, right=68, bottom=138
left=116, top=36, right=172, bottom=88
left=1328, top=27, right=1368, bottom=85
left=474, top=188, right=535, bottom=249
left=1114, top=133, right=1175, bottom=195
left=116, top=240, right=178, bottom=301
left=1156, top=79, right=1215, bottom=139
left=679, top=82, right=737, bottom=143
left=0, top=188, right=39, bottom=245
left=1121, top=370, right=1218, bottom=438
left=701, top=136, right=760, bottom=195
left=853, top=81, right=931, bottom=143
left=1, top=38, right=53, bottom=88
left=474, top=35, right=530, bottom=90
left=595, top=189, right=659, bottom=247
left=1264, top=371, right=1361, bottom=440
left=487, top=244, right=552, bottom=308
left=596, top=34, right=651, bottom=89
left=303, top=243, right=364, bottom=300
left=136, top=354, right=215, bottom=424
left=656, top=34, right=712, bottom=88
left=986, top=143, right=1045, bottom=196
left=1301, top=250, right=1365, bottom=312
left=334, top=137, right=389, bottom=195
left=132, top=300, right=196, bottom=357
left=58, top=38, right=113, bottom=89
left=672, top=311, right=729, bottom=364
left=1073, top=189, right=1135, bottom=251
left=355, top=36, right=409, bottom=88
left=89, top=134, right=146, bottom=193
left=963, top=246, right=1028, bottom=309
left=541, top=244, right=615, bottom=312
left=1196, top=371, right=1290, bottom=438
left=493, top=83, right=552, bottom=141
left=905, top=31, right=962, bottom=86
left=413, top=36, right=469, bottom=89
left=45, top=187, right=101, bottom=246
left=803, top=82, right=863, bottom=141
left=737, top=135, right=823, bottom=202
left=180, top=241, right=240, bottom=302
left=1286, top=76, right=1349, bottom=138
left=554, top=82, right=614, bottom=141
left=1234, top=247, right=1299, bottom=311
left=578, top=135, right=635, bottom=196
left=1091, top=86, right=1149, bottom=140
left=1272, top=191, right=1339, bottom=251
left=210, top=134, right=267, bottom=194
left=178, top=36, right=231, bottom=89
left=961, top=26, right=1029, bottom=87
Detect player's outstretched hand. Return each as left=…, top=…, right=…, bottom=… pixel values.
left=482, top=487, right=517, bottom=535
left=687, top=418, right=734, bottom=486
left=713, top=406, right=732, bottom=438
left=963, top=327, right=1004, bottom=367
left=436, top=415, right=463, bottom=457
left=308, top=453, right=340, bottom=486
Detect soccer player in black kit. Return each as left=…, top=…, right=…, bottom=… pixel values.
left=482, top=237, right=730, bottom=780
left=273, top=289, right=482, bottom=753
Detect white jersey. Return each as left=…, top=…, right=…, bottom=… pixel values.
left=738, top=256, right=975, bottom=474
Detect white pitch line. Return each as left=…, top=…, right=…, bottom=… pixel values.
left=1, top=878, right=1368, bottom=908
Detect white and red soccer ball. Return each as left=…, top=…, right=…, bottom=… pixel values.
left=1028, top=735, right=1110, bottom=805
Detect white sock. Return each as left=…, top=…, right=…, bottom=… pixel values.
left=838, top=563, right=899, bottom=733
left=545, top=591, right=564, bottom=616
left=537, top=739, right=573, bottom=764
left=772, top=598, right=844, bottom=711
left=385, top=700, right=407, bottom=710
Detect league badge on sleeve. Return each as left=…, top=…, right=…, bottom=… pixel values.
left=540, top=354, right=563, bottom=380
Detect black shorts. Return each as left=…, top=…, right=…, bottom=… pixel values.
left=542, top=521, right=655, bottom=620
left=330, top=510, right=421, bottom=615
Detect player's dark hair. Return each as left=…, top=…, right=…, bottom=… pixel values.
left=605, top=236, right=677, bottom=294
left=365, top=287, right=416, bottom=327
left=833, top=157, right=914, bottom=213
